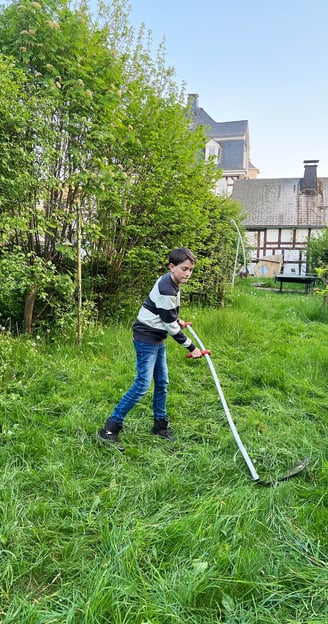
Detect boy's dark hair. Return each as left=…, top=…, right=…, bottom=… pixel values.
left=169, top=248, right=196, bottom=266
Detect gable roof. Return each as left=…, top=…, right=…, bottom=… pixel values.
left=232, top=177, right=328, bottom=228
left=191, top=107, right=249, bottom=139
left=188, top=94, right=250, bottom=174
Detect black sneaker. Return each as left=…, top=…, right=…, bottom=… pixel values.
left=151, top=418, right=175, bottom=442
left=98, top=421, right=124, bottom=452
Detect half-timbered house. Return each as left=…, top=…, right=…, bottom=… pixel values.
left=232, top=160, right=328, bottom=274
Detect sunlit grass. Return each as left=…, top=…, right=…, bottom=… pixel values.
left=1, top=279, right=328, bottom=622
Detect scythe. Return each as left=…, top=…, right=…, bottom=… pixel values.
left=186, top=324, right=309, bottom=487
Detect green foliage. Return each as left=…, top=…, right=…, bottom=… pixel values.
left=0, top=54, right=37, bottom=212
left=190, top=195, right=245, bottom=305
left=0, top=0, right=124, bottom=330
left=1, top=286, right=328, bottom=622
left=307, top=227, right=328, bottom=270
left=0, top=247, right=76, bottom=331
left=307, top=228, right=328, bottom=303
left=0, top=252, right=27, bottom=321
left=0, top=0, right=244, bottom=332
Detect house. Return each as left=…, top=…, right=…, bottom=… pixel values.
left=188, top=95, right=327, bottom=275
left=231, top=160, right=328, bottom=274
left=188, top=93, right=259, bottom=196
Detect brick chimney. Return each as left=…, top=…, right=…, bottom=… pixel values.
left=300, top=160, right=319, bottom=193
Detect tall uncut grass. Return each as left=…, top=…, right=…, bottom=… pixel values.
left=1, top=279, right=328, bottom=623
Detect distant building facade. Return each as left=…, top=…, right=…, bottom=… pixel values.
left=232, top=161, right=328, bottom=274
left=188, top=95, right=327, bottom=275
left=188, top=94, right=259, bottom=196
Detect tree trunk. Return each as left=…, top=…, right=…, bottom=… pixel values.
left=24, top=287, right=37, bottom=333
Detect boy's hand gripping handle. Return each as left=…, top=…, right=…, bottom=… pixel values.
left=186, top=349, right=211, bottom=358
left=184, top=323, right=211, bottom=357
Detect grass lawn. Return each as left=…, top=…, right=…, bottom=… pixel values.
left=1, top=279, right=328, bottom=623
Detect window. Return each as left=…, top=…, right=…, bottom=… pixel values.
left=205, top=140, right=220, bottom=163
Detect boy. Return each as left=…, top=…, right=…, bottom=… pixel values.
left=98, top=248, right=202, bottom=450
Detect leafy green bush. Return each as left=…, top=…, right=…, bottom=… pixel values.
left=308, top=227, right=328, bottom=270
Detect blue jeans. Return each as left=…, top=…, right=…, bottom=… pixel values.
left=110, top=340, right=169, bottom=424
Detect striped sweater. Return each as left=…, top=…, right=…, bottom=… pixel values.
left=133, top=272, right=195, bottom=351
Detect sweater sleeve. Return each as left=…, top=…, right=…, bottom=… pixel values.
left=155, top=280, right=195, bottom=350
left=134, top=273, right=196, bottom=350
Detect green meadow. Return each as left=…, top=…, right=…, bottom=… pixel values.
left=1, top=280, right=328, bottom=623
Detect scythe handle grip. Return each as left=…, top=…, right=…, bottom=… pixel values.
left=186, top=350, right=211, bottom=358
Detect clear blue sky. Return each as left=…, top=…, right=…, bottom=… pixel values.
left=90, top=0, right=328, bottom=179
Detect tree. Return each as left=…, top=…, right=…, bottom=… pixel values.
left=0, top=0, right=124, bottom=330
left=87, top=86, right=225, bottom=303
left=0, top=54, right=44, bottom=329
left=0, top=0, right=245, bottom=331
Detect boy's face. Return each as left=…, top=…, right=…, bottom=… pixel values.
left=169, top=259, right=195, bottom=286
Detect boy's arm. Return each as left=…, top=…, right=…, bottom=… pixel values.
left=158, top=301, right=201, bottom=354
left=153, top=279, right=202, bottom=356
left=178, top=320, right=203, bottom=357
